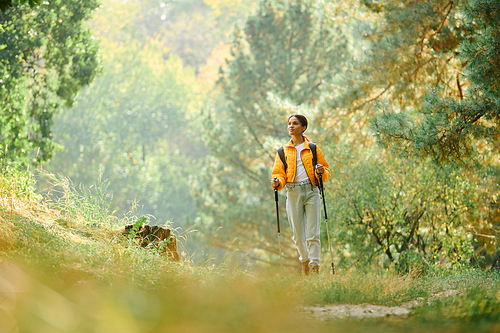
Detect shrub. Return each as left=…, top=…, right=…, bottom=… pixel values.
left=326, top=146, right=490, bottom=272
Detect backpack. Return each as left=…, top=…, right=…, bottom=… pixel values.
left=277, top=142, right=317, bottom=173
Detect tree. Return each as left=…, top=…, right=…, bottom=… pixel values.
left=309, top=0, right=474, bottom=145
left=193, top=0, right=349, bottom=263
left=39, top=0, right=258, bottom=236
left=371, top=0, right=500, bottom=165
left=44, top=2, right=201, bottom=226
left=0, top=0, right=100, bottom=166
left=361, top=0, right=500, bottom=268
left=326, top=144, right=487, bottom=272
left=159, top=0, right=255, bottom=70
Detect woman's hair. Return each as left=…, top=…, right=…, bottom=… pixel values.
left=288, top=114, right=308, bottom=130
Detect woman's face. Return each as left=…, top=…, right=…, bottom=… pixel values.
left=288, top=116, right=306, bottom=136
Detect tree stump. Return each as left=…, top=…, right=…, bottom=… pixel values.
left=123, top=225, right=181, bottom=261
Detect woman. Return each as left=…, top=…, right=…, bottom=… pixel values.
left=271, top=114, right=330, bottom=275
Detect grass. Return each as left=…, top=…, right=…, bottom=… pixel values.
left=303, top=266, right=500, bottom=306
left=1, top=168, right=500, bottom=333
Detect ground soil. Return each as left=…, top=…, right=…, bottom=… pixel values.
left=303, top=289, right=459, bottom=320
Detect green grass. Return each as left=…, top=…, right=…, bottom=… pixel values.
left=303, top=267, right=500, bottom=306
left=1, top=168, right=500, bottom=333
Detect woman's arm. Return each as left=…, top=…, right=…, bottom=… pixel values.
left=315, top=146, right=331, bottom=182
left=271, top=153, right=287, bottom=190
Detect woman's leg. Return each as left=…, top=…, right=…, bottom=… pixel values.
left=304, top=186, right=321, bottom=267
left=286, top=186, right=308, bottom=263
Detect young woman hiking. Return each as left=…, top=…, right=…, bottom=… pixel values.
left=271, top=114, right=330, bottom=275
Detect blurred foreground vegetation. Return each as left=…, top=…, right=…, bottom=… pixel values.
left=1, top=168, right=500, bottom=332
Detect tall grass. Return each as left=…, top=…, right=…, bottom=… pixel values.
left=40, top=170, right=116, bottom=227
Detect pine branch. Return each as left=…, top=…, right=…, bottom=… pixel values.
left=238, top=105, right=275, bottom=161
left=427, top=1, right=454, bottom=42
left=325, top=82, right=393, bottom=133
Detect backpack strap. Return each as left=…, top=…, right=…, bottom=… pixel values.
left=309, top=142, right=317, bottom=168
left=309, top=142, right=320, bottom=187
left=277, top=146, right=287, bottom=173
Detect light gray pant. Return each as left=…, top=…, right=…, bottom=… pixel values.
left=286, top=180, right=321, bottom=267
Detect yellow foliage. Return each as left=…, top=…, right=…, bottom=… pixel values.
left=204, top=0, right=256, bottom=18
left=91, top=0, right=141, bottom=40
left=197, top=42, right=231, bottom=95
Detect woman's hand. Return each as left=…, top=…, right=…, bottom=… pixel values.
left=271, top=177, right=280, bottom=189
left=316, top=164, right=325, bottom=174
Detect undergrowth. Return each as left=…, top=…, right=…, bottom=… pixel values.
left=0, top=168, right=499, bottom=333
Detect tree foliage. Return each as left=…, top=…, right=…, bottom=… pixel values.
left=0, top=0, right=38, bottom=12
left=346, top=0, right=500, bottom=269
left=315, top=0, right=467, bottom=137
left=327, top=145, right=490, bottom=272
left=43, top=0, right=201, bottom=226
left=92, top=0, right=254, bottom=71
left=371, top=0, right=500, bottom=165
left=193, top=0, right=349, bottom=263
left=0, top=0, right=100, bottom=166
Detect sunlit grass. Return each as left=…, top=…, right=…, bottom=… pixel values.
left=1, top=168, right=500, bottom=333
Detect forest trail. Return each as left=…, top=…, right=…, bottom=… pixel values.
left=304, top=289, right=459, bottom=320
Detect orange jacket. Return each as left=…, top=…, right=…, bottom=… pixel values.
left=271, top=136, right=330, bottom=191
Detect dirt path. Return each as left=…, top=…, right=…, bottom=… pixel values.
left=304, top=304, right=410, bottom=320
left=303, top=289, right=459, bottom=320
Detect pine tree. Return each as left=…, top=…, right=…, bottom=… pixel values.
left=371, top=0, right=500, bottom=165
left=194, top=0, right=349, bottom=262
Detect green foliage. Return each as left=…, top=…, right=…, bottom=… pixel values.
left=370, top=0, right=500, bottom=164
left=43, top=29, right=200, bottom=226
left=326, top=144, right=488, bottom=272
left=127, top=216, right=147, bottom=239
left=357, top=0, right=500, bottom=267
left=0, top=0, right=100, bottom=166
left=0, top=0, right=39, bottom=12
left=372, top=90, right=499, bottom=164
left=195, top=0, right=349, bottom=260
left=461, top=0, right=500, bottom=102
left=0, top=164, right=39, bottom=200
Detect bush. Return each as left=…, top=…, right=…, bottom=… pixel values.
left=326, top=145, right=491, bottom=272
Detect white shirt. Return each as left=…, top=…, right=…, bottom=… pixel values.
left=294, top=142, right=309, bottom=182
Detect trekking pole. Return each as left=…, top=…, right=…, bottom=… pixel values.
left=318, top=174, right=335, bottom=275
left=273, top=178, right=283, bottom=271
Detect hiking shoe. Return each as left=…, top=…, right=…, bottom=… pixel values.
left=301, top=259, right=311, bottom=276
left=311, top=265, right=319, bottom=274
